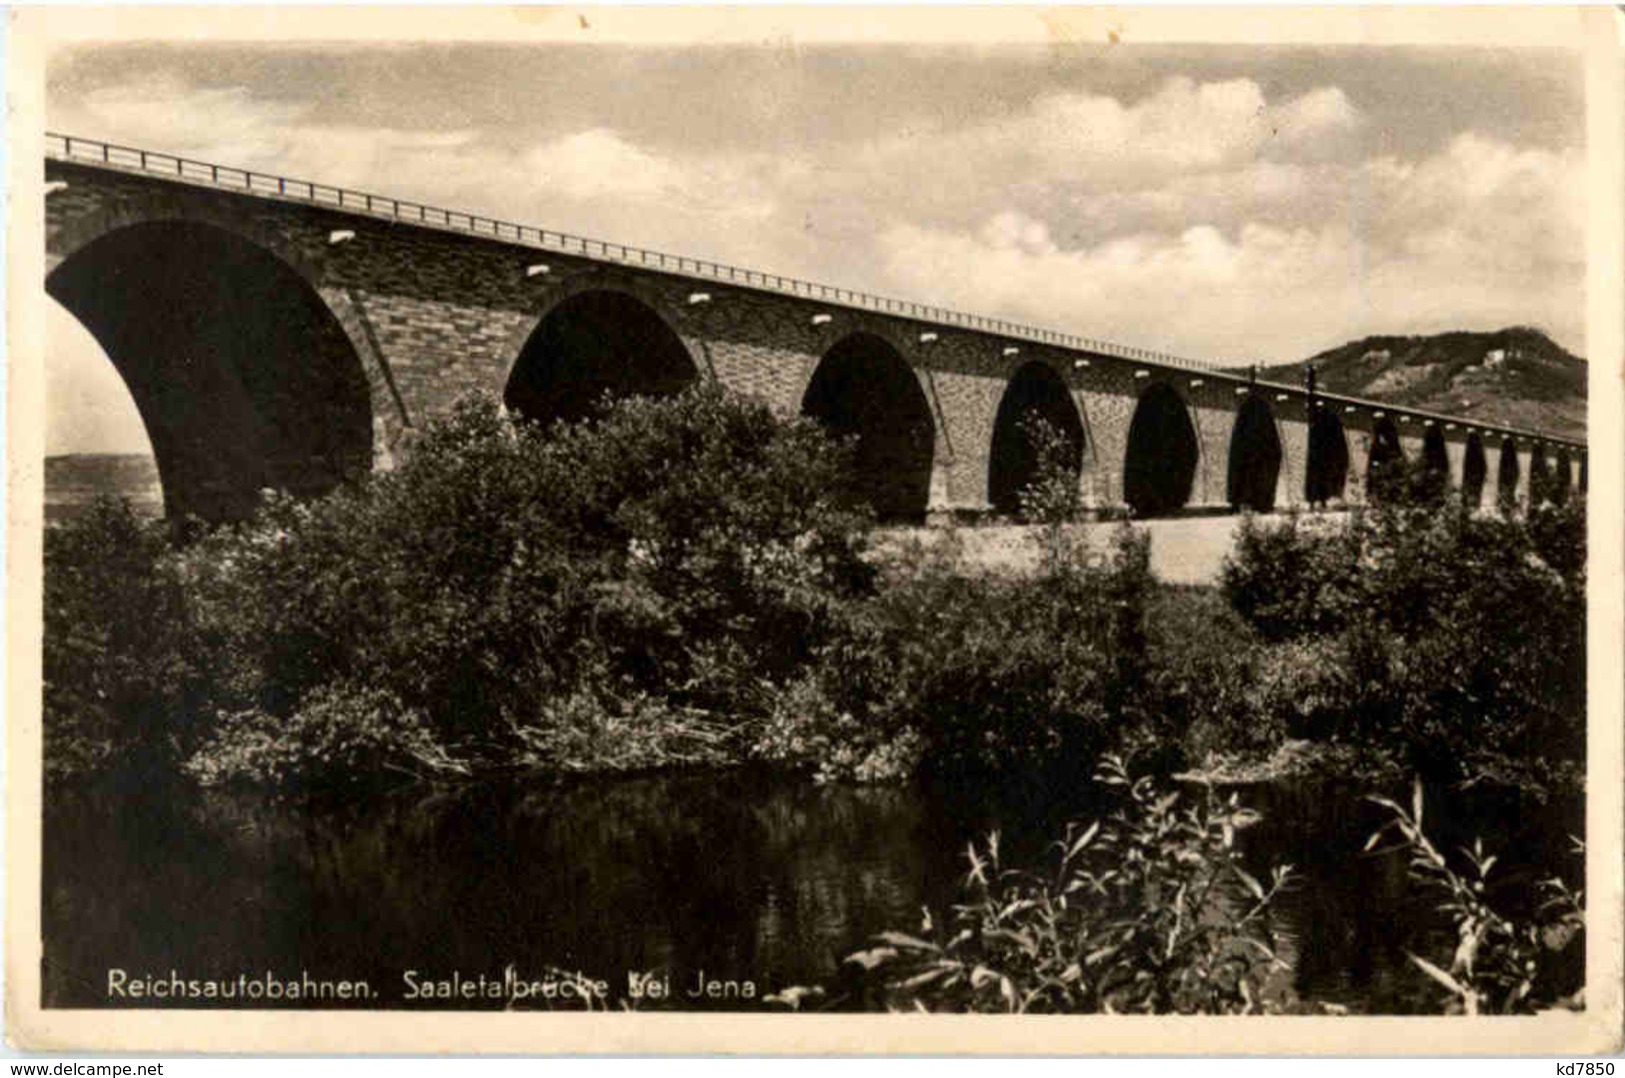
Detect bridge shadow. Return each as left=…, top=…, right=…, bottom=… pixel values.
left=1123, top=382, right=1197, bottom=518
left=801, top=333, right=934, bottom=523
left=48, top=220, right=373, bottom=523
left=986, top=361, right=1084, bottom=518
left=504, top=289, right=699, bottom=427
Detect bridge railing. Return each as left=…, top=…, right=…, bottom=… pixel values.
left=43, top=133, right=1588, bottom=448
left=47, top=132, right=1227, bottom=373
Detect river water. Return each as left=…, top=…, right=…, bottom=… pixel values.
left=42, top=768, right=1578, bottom=1013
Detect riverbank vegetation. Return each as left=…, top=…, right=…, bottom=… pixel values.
left=820, top=763, right=1584, bottom=1015
left=43, top=384, right=1587, bottom=1014
left=46, top=385, right=1584, bottom=799
left=48, top=387, right=873, bottom=790
left=835, top=754, right=1296, bottom=1014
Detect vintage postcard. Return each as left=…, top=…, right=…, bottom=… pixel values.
left=5, top=4, right=1622, bottom=1055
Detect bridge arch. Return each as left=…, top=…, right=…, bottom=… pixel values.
left=1305, top=406, right=1349, bottom=506
left=1226, top=393, right=1282, bottom=513
left=48, top=186, right=332, bottom=279
left=47, top=219, right=373, bottom=523
left=505, top=287, right=700, bottom=426
left=1365, top=416, right=1405, bottom=502
left=1528, top=443, right=1552, bottom=506
left=1420, top=424, right=1450, bottom=501
left=1552, top=447, right=1573, bottom=505
left=801, top=332, right=935, bottom=521
left=987, top=361, right=1085, bottom=517
left=1496, top=436, right=1522, bottom=510
left=1123, top=381, right=1199, bottom=518
left=1462, top=432, right=1488, bottom=508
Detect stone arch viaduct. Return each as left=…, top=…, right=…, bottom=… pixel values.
left=44, top=134, right=1587, bottom=523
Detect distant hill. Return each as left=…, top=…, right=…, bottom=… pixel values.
left=45, top=453, right=163, bottom=524
left=1258, top=327, right=1586, bottom=440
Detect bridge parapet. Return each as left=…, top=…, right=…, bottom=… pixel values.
left=43, top=132, right=1586, bottom=522
left=47, top=132, right=1229, bottom=376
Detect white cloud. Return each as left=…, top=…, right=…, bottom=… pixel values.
left=51, top=67, right=1368, bottom=270
left=54, top=71, right=786, bottom=256
left=1062, top=160, right=1332, bottom=240
left=1272, top=86, right=1361, bottom=148
left=519, top=128, right=781, bottom=226
left=1002, top=76, right=1338, bottom=173
left=65, top=73, right=309, bottom=160
left=45, top=66, right=1583, bottom=459
left=525, top=129, right=684, bottom=201
left=872, top=127, right=1582, bottom=364
left=979, top=210, right=1057, bottom=256
left=57, top=73, right=488, bottom=202
left=1370, top=132, right=1584, bottom=274
left=850, top=75, right=1363, bottom=218
left=875, top=215, right=1352, bottom=363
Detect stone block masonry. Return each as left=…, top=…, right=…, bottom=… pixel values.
left=44, top=148, right=1586, bottom=523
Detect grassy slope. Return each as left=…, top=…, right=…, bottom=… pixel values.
left=1258, top=326, right=1585, bottom=439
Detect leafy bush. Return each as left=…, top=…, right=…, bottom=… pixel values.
left=43, top=498, right=212, bottom=782
left=1524, top=495, right=1586, bottom=582
left=1015, top=413, right=1085, bottom=525
left=508, top=685, right=745, bottom=774
left=1219, top=495, right=1585, bottom=785
left=185, top=682, right=468, bottom=793
left=758, top=525, right=1157, bottom=782
left=1221, top=510, right=1360, bottom=642
left=59, top=389, right=1175, bottom=791
left=752, top=670, right=927, bottom=783
left=1145, top=587, right=1285, bottom=767
left=1366, top=781, right=1584, bottom=1014
left=261, top=386, right=866, bottom=762
left=49, top=376, right=1584, bottom=802
left=45, top=386, right=877, bottom=786
left=838, top=756, right=1292, bottom=1013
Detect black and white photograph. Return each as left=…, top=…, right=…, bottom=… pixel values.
left=6, top=4, right=1621, bottom=1055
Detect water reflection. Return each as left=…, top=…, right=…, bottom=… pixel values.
left=43, top=769, right=1578, bottom=1012
left=1238, top=776, right=1580, bottom=1013
left=46, top=772, right=964, bottom=1009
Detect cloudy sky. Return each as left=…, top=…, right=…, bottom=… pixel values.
left=45, top=36, right=1586, bottom=454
